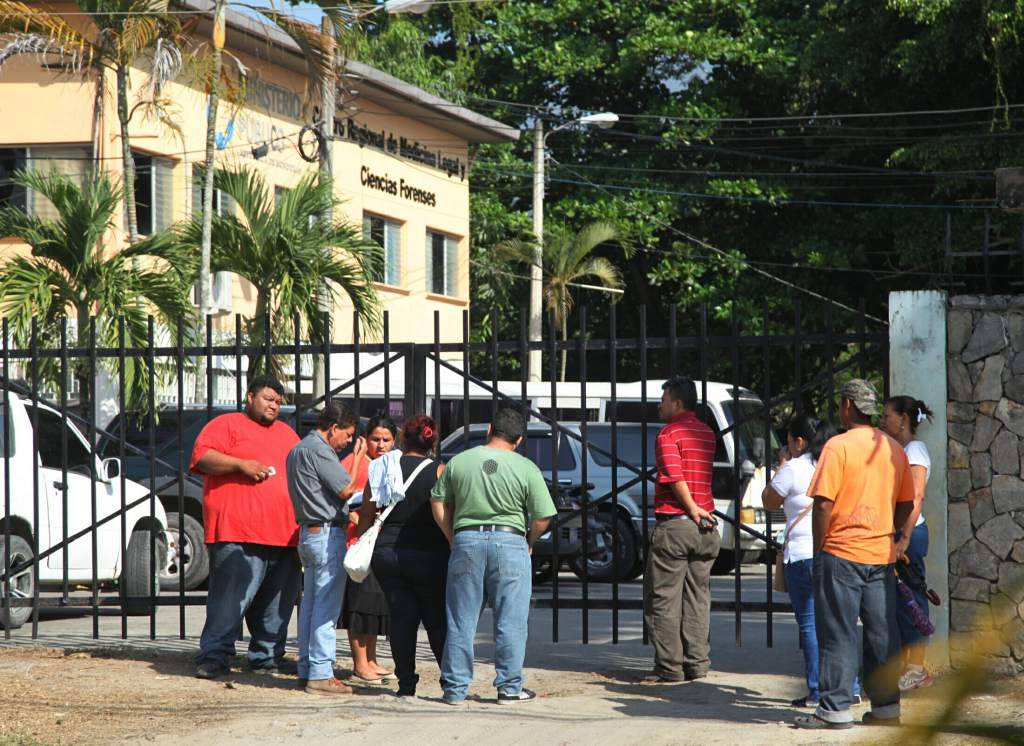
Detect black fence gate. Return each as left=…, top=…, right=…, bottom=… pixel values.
left=0, top=301, right=888, bottom=648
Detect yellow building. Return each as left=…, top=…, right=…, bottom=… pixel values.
left=0, top=1, right=518, bottom=345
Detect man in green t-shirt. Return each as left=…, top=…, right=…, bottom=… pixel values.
left=431, top=408, right=556, bottom=705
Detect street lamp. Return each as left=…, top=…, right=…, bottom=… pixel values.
left=529, top=111, right=619, bottom=382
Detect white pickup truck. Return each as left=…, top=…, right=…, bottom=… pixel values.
left=0, top=390, right=168, bottom=629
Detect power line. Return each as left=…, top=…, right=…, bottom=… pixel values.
left=473, top=158, right=993, bottom=181
left=608, top=102, right=1024, bottom=124
left=472, top=164, right=994, bottom=210
left=548, top=161, right=890, bottom=324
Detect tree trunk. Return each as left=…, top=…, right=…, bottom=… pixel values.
left=195, top=0, right=226, bottom=403
left=311, top=16, right=336, bottom=409
left=559, top=316, right=568, bottom=383
left=248, top=289, right=269, bottom=381
left=75, top=306, right=92, bottom=425
left=115, top=63, right=139, bottom=247
left=90, top=67, right=105, bottom=175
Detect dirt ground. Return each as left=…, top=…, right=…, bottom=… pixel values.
left=0, top=646, right=1021, bottom=746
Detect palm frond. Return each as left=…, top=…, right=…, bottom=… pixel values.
left=568, top=220, right=624, bottom=268
left=169, top=165, right=382, bottom=343
left=242, top=5, right=335, bottom=89
left=0, top=255, right=77, bottom=346
left=571, top=256, right=624, bottom=291
left=494, top=236, right=538, bottom=266
left=213, top=165, right=273, bottom=238
left=0, top=1, right=95, bottom=70
left=12, top=168, right=120, bottom=273
left=146, top=36, right=182, bottom=96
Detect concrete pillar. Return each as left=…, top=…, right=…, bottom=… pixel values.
left=889, top=290, right=949, bottom=667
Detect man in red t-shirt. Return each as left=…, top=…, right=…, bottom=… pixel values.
left=642, top=375, right=720, bottom=683
left=192, top=376, right=301, bottom=680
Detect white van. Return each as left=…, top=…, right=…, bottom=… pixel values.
left=0, top=390, right=168, bottom=629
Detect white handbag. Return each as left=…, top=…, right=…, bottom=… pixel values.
left=343, top=457, right=434, bottom=582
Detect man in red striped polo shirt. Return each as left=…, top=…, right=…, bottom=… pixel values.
left=642, top=375, right=720, bottom=683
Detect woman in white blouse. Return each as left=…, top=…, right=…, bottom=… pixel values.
left=763, top=414, right=861, bottom=708
left=881, top=395, right=934, bottom=692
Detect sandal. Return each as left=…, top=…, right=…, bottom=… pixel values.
left=346, top=672, right=393, bottom=685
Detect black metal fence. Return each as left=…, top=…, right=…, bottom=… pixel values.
left=0, top=301, right=888, bottom=647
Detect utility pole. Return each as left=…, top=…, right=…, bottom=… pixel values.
left=194, top=0, right=226, bottom=404
left=529, top=117, right=544, bottom=383
left=311, top=15, right=336, bottom=408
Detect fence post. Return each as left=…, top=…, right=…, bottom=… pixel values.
left=889, top=290, right=949, bottom=668
left=403, top=343, right=427, bottom=418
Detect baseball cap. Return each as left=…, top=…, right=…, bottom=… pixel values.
left=840, top=378, right=879, bottom=416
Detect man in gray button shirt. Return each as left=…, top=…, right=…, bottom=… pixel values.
left=286, top=401, right=365, bottom=695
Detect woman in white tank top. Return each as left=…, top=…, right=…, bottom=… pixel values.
left=880, top=395, right=934, bottom=692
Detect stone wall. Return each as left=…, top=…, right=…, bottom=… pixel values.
left=947, top=296, right=1024, bottom=674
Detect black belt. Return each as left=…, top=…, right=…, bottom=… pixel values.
left=655, top=513, right=689, bottom=523
left=455, top=524, right=525, bottom=536
left=303, top=520, right=345, bottom=528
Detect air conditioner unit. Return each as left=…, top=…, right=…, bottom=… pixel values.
left=192, top=272, right=233, bottom=316
left=211, top=272, right=233, bottom=314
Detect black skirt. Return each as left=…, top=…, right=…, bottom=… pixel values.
left=339, top=569, right=390, bottom=636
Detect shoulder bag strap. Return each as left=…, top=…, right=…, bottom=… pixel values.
left=376, top=458, right=435, bottom=527
left=783, top=502, right=814, bottom=546
left=401, top=457, right=434, bottom=492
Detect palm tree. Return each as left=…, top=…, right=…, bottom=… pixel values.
left=0, top=169, right=195, bottom=417
left=498, top=221, right=631, bottom=381
left=193, top=3, right=344, bottom=332
left=171, top=166, right=382, bottom=379
left=0, top=0, right=183, bottom=243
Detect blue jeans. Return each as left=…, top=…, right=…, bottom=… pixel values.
left=297, top=526, right=346, bottom=681
left=814, top=551, right=900, bottom=724
left=441, top=530, right=532, bottom=701
left=784, top=558, right=859, bottom=701
left=896, top=523, right=930, bottom=647
left=196, top=542, right=301, bottom=668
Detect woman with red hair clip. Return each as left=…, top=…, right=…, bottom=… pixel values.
left=357, top=415, right=449, bottom=697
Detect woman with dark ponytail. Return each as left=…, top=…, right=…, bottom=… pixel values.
left=360, top=415, right=449, bottom=697
left=763, top=414, right=862, bottom=707
left=881, top=395, right=934, bottom=691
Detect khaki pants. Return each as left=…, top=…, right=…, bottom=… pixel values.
left=643, top=517, right=721, bottom=679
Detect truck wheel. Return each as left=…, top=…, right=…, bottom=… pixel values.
left=0, top=535, right=34, bottom=630
left=569, top=512, right=637, bottom=583
left=711, top=550, right=742, bottom=575
left=121, top=527, right=166, bottom=616
left=160, top=512, right=208, bottom=592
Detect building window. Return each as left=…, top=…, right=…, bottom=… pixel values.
left=133, top=153, right=173, bottom=235
left=425, top=229, right=458, bottom=296
left=191, top=165, right=235, bottom=218
left=0, top=148, right=27, bottom=211
left=363, top=214, right=401, bottom=286
left=12, top=146, right=91, bottom=221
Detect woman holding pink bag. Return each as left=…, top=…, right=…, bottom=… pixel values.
left=338, top=416, right=397, bottom=683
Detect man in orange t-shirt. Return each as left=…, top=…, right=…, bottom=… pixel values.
left=794, top=379, right=914, bottom=731
left=191, top=376, right=301, bottom=680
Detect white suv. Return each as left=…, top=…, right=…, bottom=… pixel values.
left=0, top=390, right=168, bottom=629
